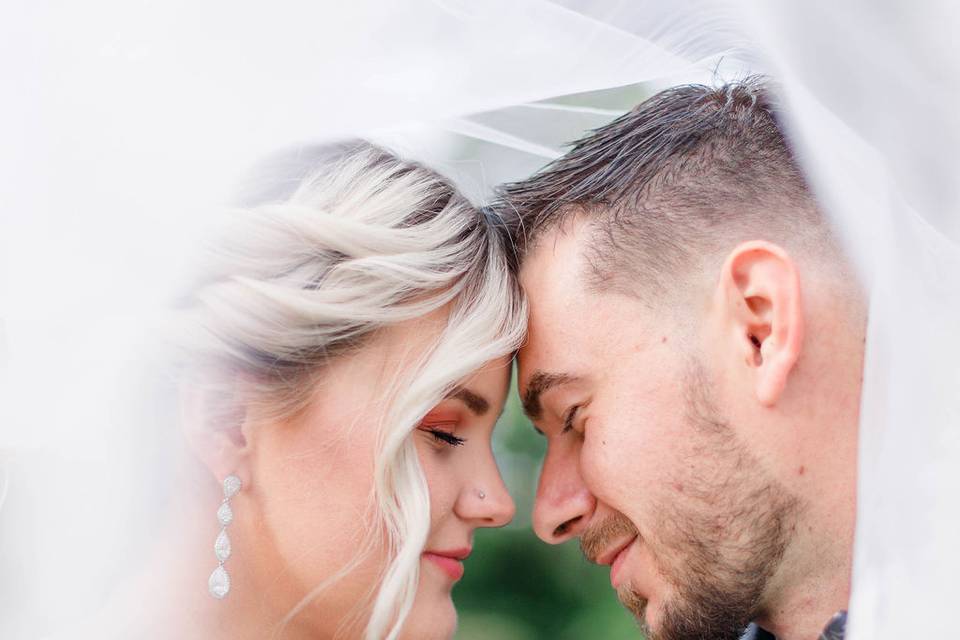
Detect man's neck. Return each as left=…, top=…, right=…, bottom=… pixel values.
left=754, top=535, right=852, bottom=640
left=756, top=495, right=853, bottom=639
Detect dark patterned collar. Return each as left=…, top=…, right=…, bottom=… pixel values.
left=742, top=611, right=847, bottom=640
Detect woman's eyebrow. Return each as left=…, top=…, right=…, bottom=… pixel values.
left=445, top=386, right=490, bottom=416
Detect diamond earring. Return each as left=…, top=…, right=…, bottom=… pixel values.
left=208, top=474, right=241, bottom=599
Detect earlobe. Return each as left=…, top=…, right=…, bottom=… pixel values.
left=755, top=338, right=789, bottom=406
left=720, top=241, right=805, bottom=407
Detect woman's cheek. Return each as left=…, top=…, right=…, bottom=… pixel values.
left=421, top=460, right=460, bottom=521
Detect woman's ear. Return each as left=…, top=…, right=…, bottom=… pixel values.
left=718, top=241, right=805, bottom=407
left=180, top=378, right=252, bottom=486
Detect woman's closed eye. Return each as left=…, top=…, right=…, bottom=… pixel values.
left=420, top=424, right=466, bottom=447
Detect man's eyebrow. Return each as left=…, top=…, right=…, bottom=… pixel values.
left=521, top=371, right=579, bottom=421
left=445, top=386, right=490, bottom=416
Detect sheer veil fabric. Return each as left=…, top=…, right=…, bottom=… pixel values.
left=1, top=1, right=957, bottom=638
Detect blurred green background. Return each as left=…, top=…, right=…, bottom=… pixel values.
left=453, top=373, right=643, bottom=640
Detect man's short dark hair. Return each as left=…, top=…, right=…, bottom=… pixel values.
left=496, top=77, right=837, bottom=300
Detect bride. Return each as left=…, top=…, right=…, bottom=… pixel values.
left=108, top=141, right=525, bottom=640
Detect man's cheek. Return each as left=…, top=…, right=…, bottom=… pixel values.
left=582, top=437, right=642, bottom=505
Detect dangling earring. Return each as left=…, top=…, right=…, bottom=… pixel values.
left=208, top=474, right=241, bottom=599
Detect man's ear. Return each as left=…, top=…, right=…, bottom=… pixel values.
left=180, top=379, right=252, bottom=487
left=718, top=241, right=804, bottom=407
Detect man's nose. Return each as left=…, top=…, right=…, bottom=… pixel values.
left=532, top=445, right=596, bottom=543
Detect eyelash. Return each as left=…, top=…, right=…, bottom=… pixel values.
left=562, top=405, right=581, bottom=434
left=424, top=427, right=466, bottom=447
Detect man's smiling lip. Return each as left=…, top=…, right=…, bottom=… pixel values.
left=594, top=534, right=638, bottom=566
left=594, top=535, right=638, bottom=587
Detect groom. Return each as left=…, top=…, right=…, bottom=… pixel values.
left=497, top=79, right=862, bottom=640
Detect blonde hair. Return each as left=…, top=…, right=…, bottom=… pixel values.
left=172, top=141, right=525, bottom=639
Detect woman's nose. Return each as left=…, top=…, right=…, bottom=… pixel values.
left=478, top=479, right=516, bottom=528
left=456, top=454, right=516, bottom=528
left=532, top=444, right=596, bottom=543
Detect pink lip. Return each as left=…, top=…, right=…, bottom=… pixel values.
left=608, top=536, right=638, bottom=588
left=423, top=548, right=471, bottom=581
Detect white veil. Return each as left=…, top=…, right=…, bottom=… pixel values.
left=1, top=2, right=957, bottom=638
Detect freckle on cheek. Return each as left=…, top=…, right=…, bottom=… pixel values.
left=798, top=465, right=806, bottom=476
left=672, top=482, right=684, bottom=493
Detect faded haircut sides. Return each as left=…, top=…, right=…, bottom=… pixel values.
left=494, top=76, right=842, bottom=304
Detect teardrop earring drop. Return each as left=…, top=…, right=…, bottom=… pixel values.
left=208, top=474, right=241, bottom=599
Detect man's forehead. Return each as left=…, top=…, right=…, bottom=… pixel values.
left=517, top=222, right=597, bottom=396
left=519, top=219, right=592, bottom=289
left=519, top=234, right=595, bottom=349
left=516, top=314, right=582, bottom=383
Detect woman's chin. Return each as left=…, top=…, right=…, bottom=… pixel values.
left=402, top=588, right=458, bottom=640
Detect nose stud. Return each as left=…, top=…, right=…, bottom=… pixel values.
left=477, top=489, right=486, bottom=500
